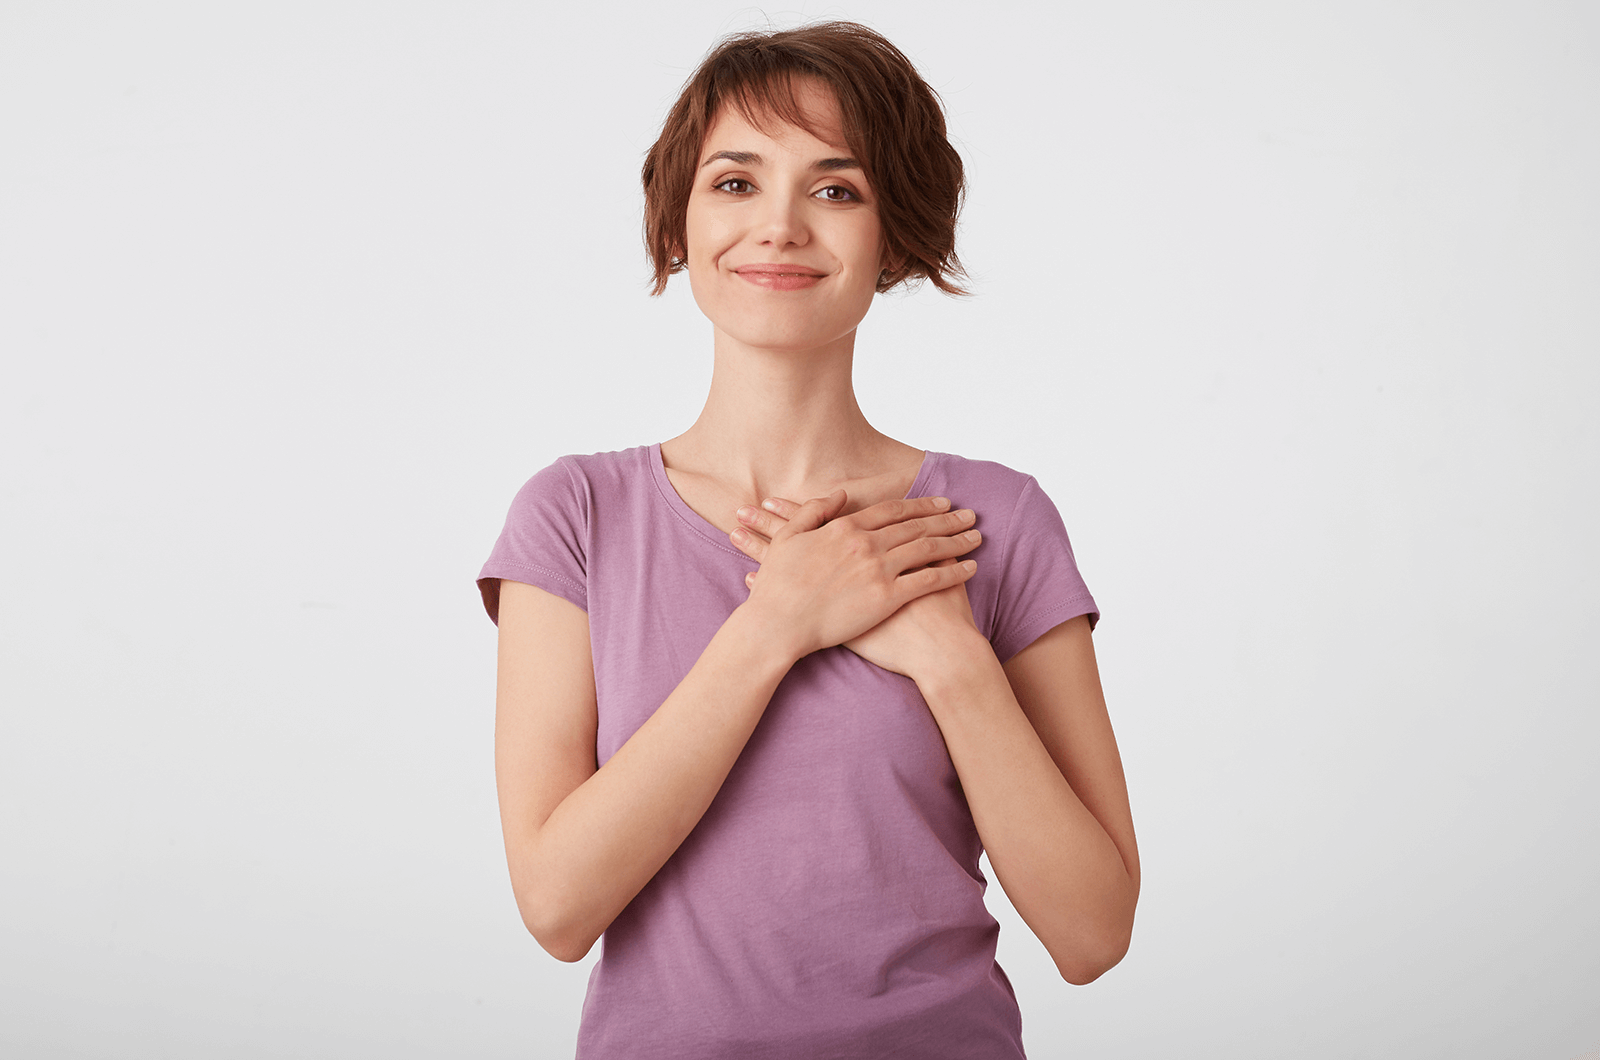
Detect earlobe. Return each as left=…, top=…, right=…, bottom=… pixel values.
left=877, top=257, right=906, bottom=289
left=879, top=245, right=908, bottom=281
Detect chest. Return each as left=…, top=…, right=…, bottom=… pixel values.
left=660, top=464, right=924, bottom=538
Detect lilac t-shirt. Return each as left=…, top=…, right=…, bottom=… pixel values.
left=479, top=443, right=1097, bottom=1060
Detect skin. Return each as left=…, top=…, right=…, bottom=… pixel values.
left=493, top=77, right=1139, bottom=984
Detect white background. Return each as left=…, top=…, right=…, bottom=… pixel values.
left=2, top=2, right=1596, bottom=1057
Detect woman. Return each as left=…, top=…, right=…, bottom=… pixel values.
left=479, top=22, right=1138, bottom=1058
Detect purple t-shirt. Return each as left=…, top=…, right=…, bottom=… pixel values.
left=479, top=443, right=1097, bottom=1059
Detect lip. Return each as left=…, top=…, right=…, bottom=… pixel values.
left=734, top=263, right=826, bottom=291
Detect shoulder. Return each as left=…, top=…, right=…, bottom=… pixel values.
left=480, top=445, right=657, bottom=623
left=926, top=450, right=1054, bottom=528
left=505, top=445, right=655, bottom=514
left=929, top=450, right=1099, bottom=647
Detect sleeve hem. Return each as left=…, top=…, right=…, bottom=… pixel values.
left=477, top=562, right=589, bottom=625
left=991, top=594, right=1099, bottom=664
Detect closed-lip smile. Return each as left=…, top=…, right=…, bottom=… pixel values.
left=734, top=263, right=827, bottom=290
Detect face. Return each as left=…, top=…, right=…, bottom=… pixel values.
left=684, top=79, right=888, bottom=354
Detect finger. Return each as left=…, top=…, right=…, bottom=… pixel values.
left=745, top=571, right=756, bottom=590
left=758, top=496, right=802, bottom=520
left=874, top=507, right=976, bottom=552
left=734, top=504, right=787, bottom=539
left=818, top=488, right=849, bottom=523
left=890, top=558, right=977, bottom=606
left=884, top=526, right=981, bottom=573
left=728, top=524, right=771, bottom=562
left=774, top=489, right=848, bottom=539
left=848, top=494, right=952, bottom=532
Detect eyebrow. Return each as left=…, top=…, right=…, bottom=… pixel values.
left=698, top=150, right=862, bottom=172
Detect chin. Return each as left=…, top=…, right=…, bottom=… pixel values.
left=707, top=293, right=874, bottom=353
left=724, top=315, right=859, bottom=353
left=737, top=333, right=842, bottom=355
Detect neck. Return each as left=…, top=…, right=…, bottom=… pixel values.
left=663, top=325, right=906, bottom=501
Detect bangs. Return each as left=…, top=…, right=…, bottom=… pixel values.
left=714, top=70, right=856, bottom=154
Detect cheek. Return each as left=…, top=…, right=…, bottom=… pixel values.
left=854, top=217, right=886, bottom=269
left=685, top=208, right=734, bottom=266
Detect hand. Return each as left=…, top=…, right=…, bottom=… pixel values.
left=730, top=490, right=981, bottom=664
left=732, top=496, right=985, bottom=681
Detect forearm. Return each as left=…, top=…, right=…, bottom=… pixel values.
left=918, top=636, right=1138, bottom=984
left=513, top=604, right=798, bottom=961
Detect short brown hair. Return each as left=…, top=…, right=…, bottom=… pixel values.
left=642, top=22, right=968, bottom=296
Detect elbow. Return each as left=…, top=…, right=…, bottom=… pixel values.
left=1059, top=965, right=1102, bottom=987
left=1055, top=939, right=1128, bottom=986
left=508, top=850, right=606, bottom=962
left=531, top=923, right=594, bottom=964
left=515, top=889, right=598, bottom=964
left=1056, top=941, right=1132, bottom=986
left=542, top=938, right=595, bottom=964
left=1056, top=877, right=1145, bottom=986
left=1053, top=903, right=1136, bottom=986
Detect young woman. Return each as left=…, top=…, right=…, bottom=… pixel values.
left=479, top=22, right=1138, bottom=1058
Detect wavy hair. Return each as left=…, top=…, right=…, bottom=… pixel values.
left=641, top=22, right=968, bottom=296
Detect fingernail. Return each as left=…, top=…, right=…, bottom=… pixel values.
left=762, top=499, right=780, bottom=512
left=962, top=529, right=981, bottom=542
left=931, top=497, right=950, bottom=510
left=961, top=560, right=977, bottom=573
left=737, top=505, right=757, bottom=521
left=731, top=527, right=748, bottom=544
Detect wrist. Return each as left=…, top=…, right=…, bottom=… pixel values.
left=725, top=600, right=810, bottom=672
left=910, top=627, right=998, bottom=697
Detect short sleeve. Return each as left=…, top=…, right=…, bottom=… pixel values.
left=989, top=475, right=1099, bottom=663
left=476, top=458, right=589, bottom=624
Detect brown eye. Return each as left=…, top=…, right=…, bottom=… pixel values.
left=714, top=178, right=753, bottom=194
left=816, top=185, right=856, bottom=202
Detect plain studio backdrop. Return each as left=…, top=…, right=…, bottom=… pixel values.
left=2, top=2, right=1596, bottom=1057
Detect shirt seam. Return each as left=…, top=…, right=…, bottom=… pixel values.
left=482, top=559, right=588, bottom=601
left=995, top=593, right=1099, bottom=659
left=648, top=451, right=751, bottom=558
left=986, top=475, right=1035, bottom=646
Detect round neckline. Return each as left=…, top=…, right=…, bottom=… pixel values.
left=648, top=442, right=939, bottom=557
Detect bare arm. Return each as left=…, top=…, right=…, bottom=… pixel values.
left=493, top=492, right=981, bottom=962
left=919, top=616, right=1139, bottom=985
left=496, top=580, right=796, bottom=961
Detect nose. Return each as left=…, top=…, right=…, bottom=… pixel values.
left=754, top=189, right=809, bottom=249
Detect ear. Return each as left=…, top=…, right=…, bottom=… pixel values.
left=878, top=238, right=908, bottom=279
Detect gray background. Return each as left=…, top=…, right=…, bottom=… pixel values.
left=2, top=1, right=1596, bottom=1057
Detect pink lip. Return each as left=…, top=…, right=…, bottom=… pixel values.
left=735, top=263, right=826, bottom=291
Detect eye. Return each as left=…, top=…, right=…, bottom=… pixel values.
left=815, top=185, right=858, bottom=203
left=713, top=178, right=754, bottom=195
